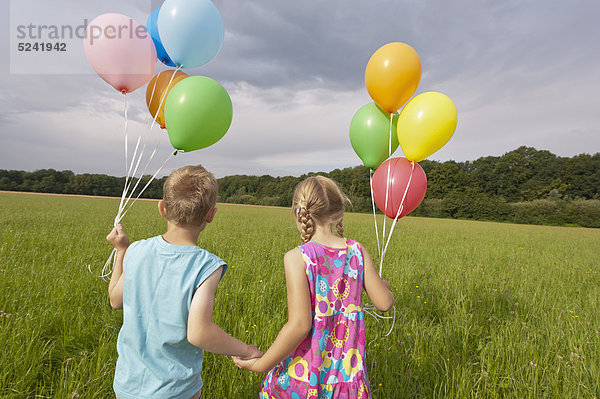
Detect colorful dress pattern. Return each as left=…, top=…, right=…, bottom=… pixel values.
left=259, top=239, right=370, bottom=399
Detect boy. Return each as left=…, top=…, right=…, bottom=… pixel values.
left=106, top=165, right=261, bottom=399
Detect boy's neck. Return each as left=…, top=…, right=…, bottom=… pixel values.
left=162, top=221, right=204, bottom=246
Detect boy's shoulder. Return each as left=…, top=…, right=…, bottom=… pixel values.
left=126, top=236, right=212, bottom=260
left=127, top=235, right=159, bottom=252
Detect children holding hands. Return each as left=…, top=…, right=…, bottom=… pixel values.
left=106, top=166, right=392, bottom=399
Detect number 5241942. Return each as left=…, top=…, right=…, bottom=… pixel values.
left=18, top=42, right=67, bottom=52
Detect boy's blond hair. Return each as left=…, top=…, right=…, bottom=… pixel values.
left=292, top=176, right=349, bottom=243
left=163, top=165, right=218, bottom=226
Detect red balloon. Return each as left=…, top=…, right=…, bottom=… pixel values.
left=372, top=158, right=427, bottom=219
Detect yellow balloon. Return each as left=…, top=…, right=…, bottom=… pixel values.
left=397, top=92, right=458, bottom=162
left=365, top=42, right=422, bottom=113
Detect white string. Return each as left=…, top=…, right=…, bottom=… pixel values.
left=119, top=133, right=164, bottom=215
left=145, top=74, right=159, bottom=128
left=369, top=169, right=381, bottom=260
left=115, top=138, right=147, bottom=219
left=94, top=72, right=170, bottom=279
left=115, top=95, right=130, bottom=228
left=116, top=67, right=173, bottom=224
left=93, top=94, right=131, bottom=279
left=115, top=67, right=183, bottom=224
left=95, top=248, right=116, bottom=281
left=150, top=67, right=182, bottom=130
left=96, top=147, right=172, bottom=280
left=116, top=150, right=179, bottom=224
left=124, top=94, right=129, bottom=173
left=364, top=303, right=396, bottom=337
left=380, top=162, right=415, bottom=265
left=379, top=113, right=394, bottom=275
left=115, top=135, right=144, bottom=225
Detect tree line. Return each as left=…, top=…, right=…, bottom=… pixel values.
left=1, top=146, right=599, bottom=227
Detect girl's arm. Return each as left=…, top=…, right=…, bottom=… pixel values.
left=106, top=224, right=129, bottom=309
left=233, top=248, right=312, bottom=373
left=360, top=243, right=394, bottom=312
left=187, top=266, right=262, bottom=359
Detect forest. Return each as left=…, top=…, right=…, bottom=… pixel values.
left=1, top=146, right=599, bottom=227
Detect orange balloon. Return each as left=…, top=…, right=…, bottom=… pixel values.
left=145, top=70, right=189, bottom=128
left=365, top=42, right=422, bottom=113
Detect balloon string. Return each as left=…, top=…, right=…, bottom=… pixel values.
left=115, top=124, right=147, bottom=225
left=150, top=66, right=182, bottom=130
left=380, top=161, right=415, bottom=270
left=116, top=65, right=176, bottom=225
left=120, top=68, right=168, bottom=213
left=369, top=169, right=381, bottom=261
left=100, top=95, right=131, bottom=278
left=116, top=150, right=180, bottom=225
left=100, top=149, right=178, bottom=280
left=145, top=74, right=159, bottom=128
left=115, top=95, right=130, bottom=227
left=363, top=303, right=396, bottom=337
left=123, top=132, right=164, bottom=211
left=380, top=112, right=394, bottom=275
left=117, top=137, right=147, bottom=218
left=92, top=248, right=116, bottom=281
left=98, top=78, right=169, bottom=279
left=119, top=135, right=142, bottom=206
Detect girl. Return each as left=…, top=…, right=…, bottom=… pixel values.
left=233, top=176, right=394, bottom=399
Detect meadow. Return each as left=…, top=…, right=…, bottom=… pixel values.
left=0, top=192, right=599, bottom=398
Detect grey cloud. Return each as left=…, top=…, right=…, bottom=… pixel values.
left=1, top=0, right=599, bottom=177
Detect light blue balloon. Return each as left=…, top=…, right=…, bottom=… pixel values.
left=158, top=0, right=224, bottom=69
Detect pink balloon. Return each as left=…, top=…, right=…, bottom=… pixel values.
left=84, top=13, right=157, bottom=94
left=372, top=157, right=427, bottom=219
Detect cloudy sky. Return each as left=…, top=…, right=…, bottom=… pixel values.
left=1, top=0, right=599, bottom=178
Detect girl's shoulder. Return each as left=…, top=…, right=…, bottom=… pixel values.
left=345, top=237, right=360, bottom=247
left=285, top=246, right=302, bottom=259
left=340, top=238, right=364, bottom=255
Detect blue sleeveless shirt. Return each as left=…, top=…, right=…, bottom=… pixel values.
left=114, top=235, right=227, bottom=399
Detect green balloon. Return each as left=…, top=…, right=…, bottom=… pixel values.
left=349, top=103, right=399, bottom=169
left=164, top=76, right=233, bottom=152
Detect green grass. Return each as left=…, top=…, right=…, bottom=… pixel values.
left=0, top=192, right=599, bottom=398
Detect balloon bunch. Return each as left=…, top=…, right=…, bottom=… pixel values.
left=84, top=0, right=231, bottom=278
left=350, top=43, right=458, bottom=275
left=84, top=0, right=232, bottom=155
left=143, top=0, right=233, bottom=152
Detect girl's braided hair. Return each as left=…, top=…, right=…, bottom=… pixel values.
left=292, top=176, right=349, bottom=244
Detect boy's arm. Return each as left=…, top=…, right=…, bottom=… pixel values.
left=106, top=225, right=129, bottom=310
left=108, top=249, right=126, bottom=309
left=233, top=248, right=312, bottom=373
left=187, top=265, right=262, bottom=358
left=360, top=243, right=394, bottom=312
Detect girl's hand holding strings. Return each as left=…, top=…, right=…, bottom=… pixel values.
left=107, top=224, right=130, bottom=251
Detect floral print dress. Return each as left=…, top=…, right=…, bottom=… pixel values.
left=259, top=239, right=370, bottom=399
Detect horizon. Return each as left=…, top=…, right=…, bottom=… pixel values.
left=3, top=145, right=598, bottom=179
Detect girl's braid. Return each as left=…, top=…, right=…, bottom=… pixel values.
left=299, top=204, right=314, bottom=244
left=336, top=220, right=344, bottom=238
